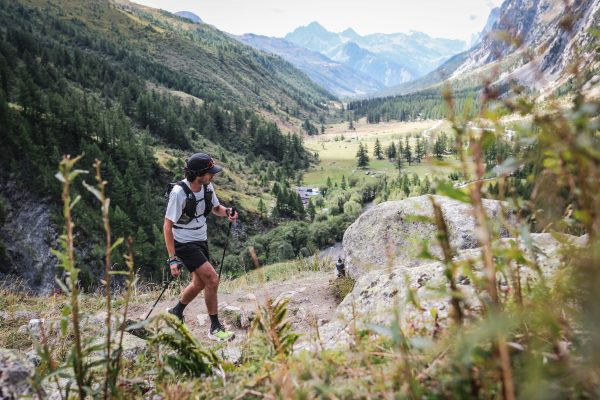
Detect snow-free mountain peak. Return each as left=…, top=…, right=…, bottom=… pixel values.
left=174, top=11, right=202, bottom=24
left=340, top=27, right=361, bottom=40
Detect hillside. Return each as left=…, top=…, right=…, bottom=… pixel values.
left=0, top=0, right=337, bottom=292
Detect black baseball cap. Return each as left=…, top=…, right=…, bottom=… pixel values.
left=186, top=152, right=222, bottom=174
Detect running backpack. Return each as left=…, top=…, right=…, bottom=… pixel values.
left=165, top=181, right=213, bottom=225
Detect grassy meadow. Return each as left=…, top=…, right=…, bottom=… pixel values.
left=303, top=118, right=457, bottom=187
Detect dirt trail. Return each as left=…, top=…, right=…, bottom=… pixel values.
left=129, top=270, right=339, bottom=346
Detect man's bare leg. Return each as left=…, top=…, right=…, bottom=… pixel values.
left=194, top=261, right=219, bottom=315
left=180, top=268, right=206, bottom=305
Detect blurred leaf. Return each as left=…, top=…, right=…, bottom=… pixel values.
left=68, top=169, right=88, bottom=180
left=69, top=195, right=81, bottom=210
left=494, top=157, right=521, bottom=175
left=110, top=237, right=124, bottom=253
left=82, top=181, right=102, bottom=202
left=435, top=182, right=470, bottom=203
left=409, top=336, right=434, bottom=349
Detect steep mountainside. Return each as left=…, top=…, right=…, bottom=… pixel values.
left=0, top=0, right=331, bottom=291
left=285, top=22, right=465, bottom=79
left=452, top=0, right=600, bottom=91
left=237, top=34, right=383, bottom=98
left=378, top=0, right=600, bottom=97
left=115, top=1, right=335, bottom=117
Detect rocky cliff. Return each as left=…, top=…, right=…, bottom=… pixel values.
left=452, top=0, right=600, bottom=91
left=0, top=181, right=58, bottom=294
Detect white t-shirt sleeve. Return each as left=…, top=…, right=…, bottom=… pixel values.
left=209, top=183, right=220, bottom=208
left=165, top=188, right=183, bottom=223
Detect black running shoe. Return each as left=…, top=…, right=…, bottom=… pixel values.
left=166, top=307, right=185, bottom=323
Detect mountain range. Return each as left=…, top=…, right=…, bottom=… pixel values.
left=285, top=22, right=465, bottom=89
left=378, top=0, right=600, bottom=97
left=285, top=22, right=465, bottom=78
left=237, top=34, right=384, bottom=98
left=237, top=22, right=467, bottom=97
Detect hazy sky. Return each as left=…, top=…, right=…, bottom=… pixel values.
left=132, top=0, right=504, bottom=42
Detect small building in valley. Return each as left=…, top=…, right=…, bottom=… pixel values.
left=296, top=187, right=321, bottom=207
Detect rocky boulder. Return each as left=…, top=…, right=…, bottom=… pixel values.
left=0, top=348, right=36, bottom=399
left=342, top=195, right=512, bottom=277
left=317, top=233, right=583, bottom=350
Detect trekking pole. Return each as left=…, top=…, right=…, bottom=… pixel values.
left=218, top=206, right=236, bottom=280
left=144, top=264, right=180, bottom=320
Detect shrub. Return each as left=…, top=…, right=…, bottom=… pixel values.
left=330, top=276, right=355, bottom=304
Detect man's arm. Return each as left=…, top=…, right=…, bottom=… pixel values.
left=212, top=204, right=238, bottom=222
left=163, top=218, right=176, bottom=256
left=163, top=218, right=182, bottom=277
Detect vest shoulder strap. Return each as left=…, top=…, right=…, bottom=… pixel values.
left=203, top=183, right=213, bottom=218
left=177, top=180, right=193, bottom=197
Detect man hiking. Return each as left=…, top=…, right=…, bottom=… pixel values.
left=164, top=152, right=237, bottom=341
left=336, top=257, right=346, bottom=278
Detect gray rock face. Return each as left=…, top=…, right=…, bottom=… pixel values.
left=342, top=195, right=511, bottom=277
left=0, top=180, right=58, bottom=294
left=0, top=348, right=36, bottom=399
left=317, top=233, right=583, bottom=349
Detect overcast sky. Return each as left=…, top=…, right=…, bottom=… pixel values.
left=132, top=0, right=504, bottom=42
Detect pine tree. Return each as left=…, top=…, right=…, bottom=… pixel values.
left=356, top=142, right=370, bottom=168
left=307, top=198, right=316, bottom=221
left=434, top=134, right=445, bottom=160
left=337, top=197, right=345, bottom=214
left=420, top=176, right=431, bottom=195
left=326, top=176, right=332, bottom=188
left=374, top=138, right=383, bottom=160
left=404, top=136, right=413, bottom=165
left=295, top=193, right=305, bottom=219
left=412, top=173, right=420, bottom=186
left=258, top=198, right=267, bottom=218
left=403, top=180, right=411, bottom=197
left=415, top=137, right=425, bottom=163
left=341, top=175, right=347, bottom=190
left=386, top=142, right=397, bottom=160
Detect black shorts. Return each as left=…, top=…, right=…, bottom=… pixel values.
left=174, top=240, right=210, bottom=273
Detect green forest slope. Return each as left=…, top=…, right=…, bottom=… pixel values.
left=0, top=0, right=336, bottom=285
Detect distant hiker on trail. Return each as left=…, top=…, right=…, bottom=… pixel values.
left=164, top=152, right=238, bottom=342
left=336, top=257, right=346, bottom=278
